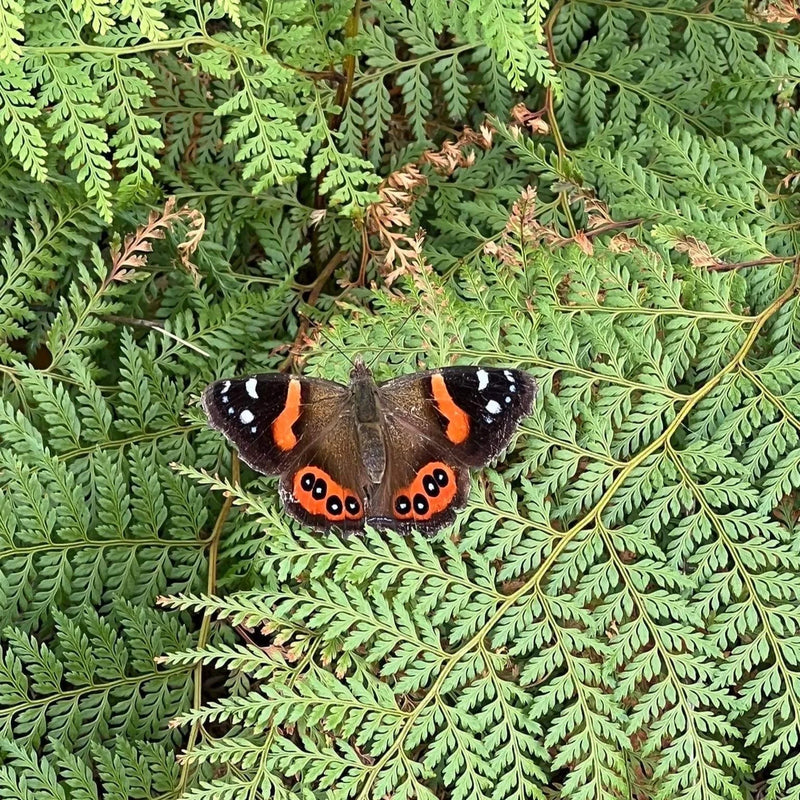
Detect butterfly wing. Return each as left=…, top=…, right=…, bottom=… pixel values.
left=368, top=366, right=536, bottom=533
left=202, top=374, right=369, bottom=531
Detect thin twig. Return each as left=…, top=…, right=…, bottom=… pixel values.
left=335, top=0, right=361, bottom=121
left=307, top=250, right=349, bottom=308
left=281, top=250, right=349, bottom=370
left=707, top=255, right=796, bottom=272
left=582, top=218, right=644, bottom=240
left=102, top=315, right=211, bottom=357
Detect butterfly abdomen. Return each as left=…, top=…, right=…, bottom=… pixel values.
left=358, top=423, right=386, bottom=484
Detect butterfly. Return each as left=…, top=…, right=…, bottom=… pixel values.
left=201, top=356, right=537, bottom=534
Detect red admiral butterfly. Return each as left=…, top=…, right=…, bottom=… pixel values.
left=202, top=357, right=536, bottom=533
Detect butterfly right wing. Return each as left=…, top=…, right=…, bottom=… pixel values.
left=364, top=366, right=536, bottom=533
left=202, top=374, right=369, bottom=531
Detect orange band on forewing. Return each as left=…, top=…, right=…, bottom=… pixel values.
left=272, top=379, right=302, bottom=451
left=431, top=374, right=469, bottom=444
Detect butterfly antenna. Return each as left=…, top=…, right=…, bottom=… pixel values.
left=299, top=314, right=356, bottom=367
left=366, top=304, right=419, bottom=370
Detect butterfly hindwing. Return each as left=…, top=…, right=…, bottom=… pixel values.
left=280, top=461, right=367, bottom=532
left=366, top=434, right=471, bottom=533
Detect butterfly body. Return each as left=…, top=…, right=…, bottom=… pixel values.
left=350, top=361, right=387, bottom=483
left=202, top=357, right=536, bottom=533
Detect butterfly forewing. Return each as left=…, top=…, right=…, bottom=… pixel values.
left=378, top=366, right=537, bottom=466
left=203, top=374, right=322, bottom=473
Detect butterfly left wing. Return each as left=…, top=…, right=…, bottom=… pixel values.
left=202, top=374, right=370, bottom=531
left=367, top=366, right=536, bottom=533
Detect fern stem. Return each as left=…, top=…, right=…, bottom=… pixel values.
left=562, top=62, right=715, bottom=137
left=350, top=44, right=475, bottom=90
left=552, top=305, right=755, bottom=322
left=0, top=665, right=190, bottom=719
left=0, top=537, right=204, bottom=559
left=59, top=425, right=202, bottom=462
left=739, top=365, right=800, bottom=435
left=177, top=454, right=239, bottom=794
left=25, top=36, right=207, bottom=56
left=542, top=0, right=577, bottom=239
left=244, top=642, right=321, bottom=799
left=666, top=442, right=800, bottom=753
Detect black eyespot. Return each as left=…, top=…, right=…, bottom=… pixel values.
left=312, top=478, right=327, bottom=499
left=433, top=468, right=449, bottom=487
left=395, top=495, right=411, bottom=514
left=345, top=496, right=360, bottom=514
left=300, top=472, right=315, bottom=491
left=326, top=495, right=343, bottom=515
left=413, top=493, right=429, bottom=514
left=423, top=475, right=440, bottom=497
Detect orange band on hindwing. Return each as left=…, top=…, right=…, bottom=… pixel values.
left=292, top=467, right=364, bottom=522
left=430, top=374, right=469, bottom=444
left=392, top=462, right=457, bottom=522
left=273, top=379, right=302, bottom=451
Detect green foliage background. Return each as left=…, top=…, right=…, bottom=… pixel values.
left=1, top=0, right=800, bottom=798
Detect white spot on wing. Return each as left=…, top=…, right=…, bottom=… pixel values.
left=222, top=380, right=231, bottom=392
left=484, top=414, right=495, bottom=424
left=477, top=369, right=489, bottom=390
left=240, top=409, right=254, bottom=424
left=222, top=395, right=229, bottom=404
left=250, top=426, right=257, bottom=433
left=486, top=400, right=501, bottom=414
left=504, top=370, right=515, bottom=383
left=510, top=385, right=517, bottom=393
left=228, top=407, right=234, bottom=415
left=245, top=378, right=258, bottom=399
left=505, top=396, right=511, bottom=404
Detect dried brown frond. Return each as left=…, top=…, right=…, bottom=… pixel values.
left=485, top=186, right=571, bottom=265
left=571, top=188, right=615, bottom=231
left=419, top=124, right=494, bottom=174
left=780, top=170, right=800, bottom=190
left=507, top=186, right=573, bottom=248
left=365, top=164, right=426, bottom=284
left=671, top=234, right=718, bottom=268
left=608, top=232, right=648, bottom=255
left=510, top=103, right=550, bottom=136
left=756, top=0, right=799, bottom=22
left=365, top=124, right=495, bottom=283
left=488, top=185, right=649, bottom=265
left=484, top=240, right=522, bottom=267
left=108, top=196, right=206, bottom=287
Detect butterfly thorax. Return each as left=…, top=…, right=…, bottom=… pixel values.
left=350, top=358, right=387, bottom=485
